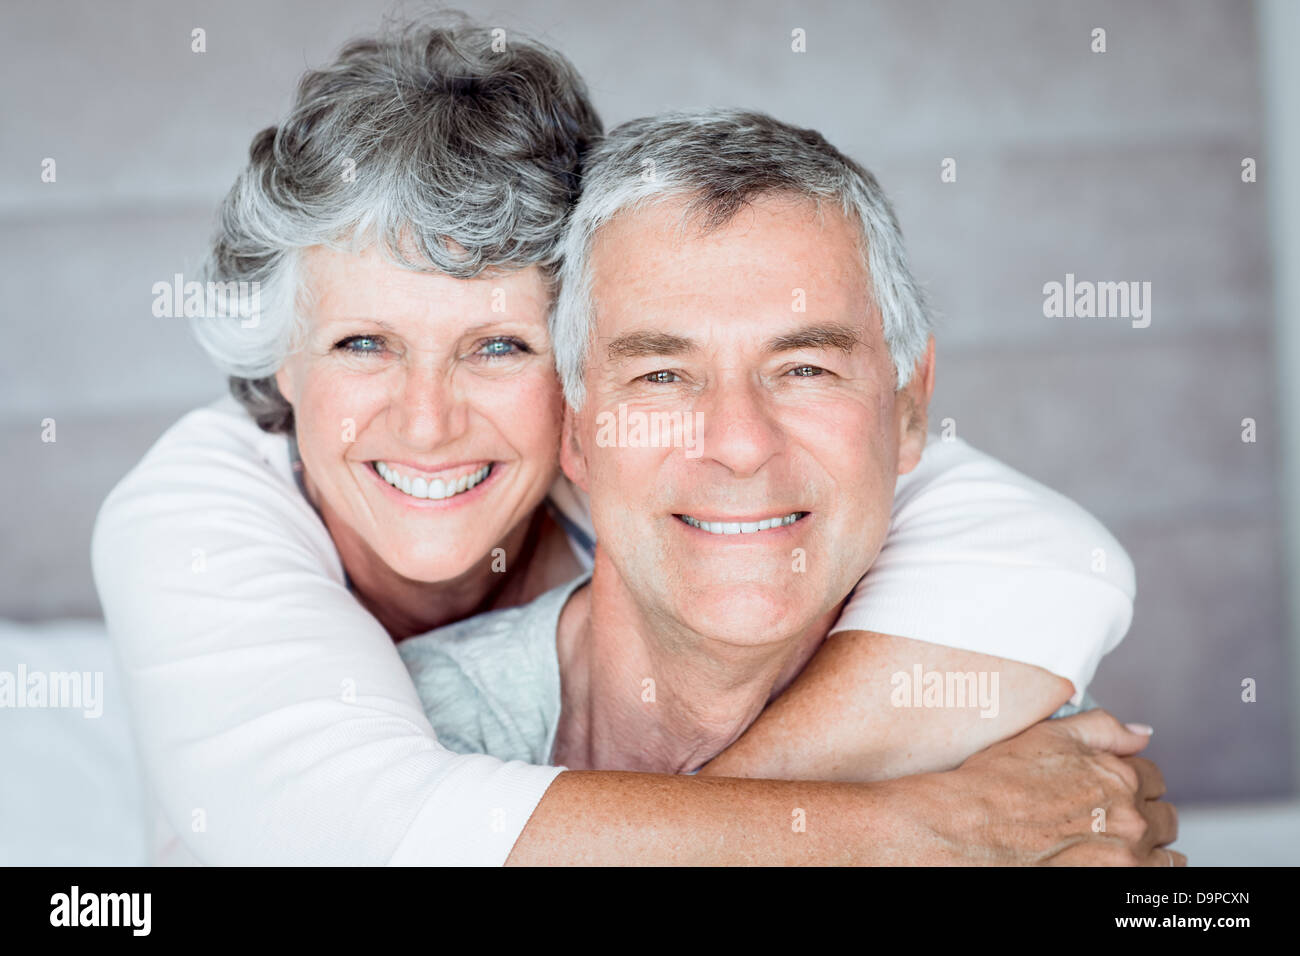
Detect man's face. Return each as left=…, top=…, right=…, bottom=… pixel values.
left=563, top=193, right=932, bottom=646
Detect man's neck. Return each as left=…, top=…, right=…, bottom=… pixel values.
left=553, top=552, right=839, bottom=773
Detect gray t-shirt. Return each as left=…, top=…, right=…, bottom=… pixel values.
left=396, top=575, right=588, bottom=765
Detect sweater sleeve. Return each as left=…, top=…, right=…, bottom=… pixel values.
left=830, top=435, right=1135, bottom=705
left=91, top=400, right=562, bottom=865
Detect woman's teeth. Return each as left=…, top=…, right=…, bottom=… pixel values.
left=678, top=512, right=805, bottom=535
left=374, top=462, right=491, bottom=500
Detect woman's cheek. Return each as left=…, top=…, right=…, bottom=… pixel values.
left=481, top=368, right=565, bottom=454
left=302, top=367, right=385, bottom=432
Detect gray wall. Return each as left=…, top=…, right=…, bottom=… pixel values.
left=0, top=0, right=1290, bottom=802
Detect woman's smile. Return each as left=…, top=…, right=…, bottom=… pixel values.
left=365, top=458, right=502, bottom=507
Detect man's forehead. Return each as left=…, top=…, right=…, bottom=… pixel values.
left=587, top=194, right=878, bottom=348
left=591, top=191, right=861, bottom=257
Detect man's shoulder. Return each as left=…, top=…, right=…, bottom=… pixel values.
left=397, top=577, right=584, bottom=682
left=396, top=576, right=586, bottom=764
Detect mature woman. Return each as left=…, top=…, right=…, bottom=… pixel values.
left=93, top=15, right=1149, bottom=865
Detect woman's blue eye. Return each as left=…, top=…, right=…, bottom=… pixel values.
left=336, top=335, right=384, bottom=354
left=479, top=337, right=529, bottom=358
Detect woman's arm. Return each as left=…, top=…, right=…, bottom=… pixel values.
left=507, top=711, right=1177, bottom=866
left=702, top=435, right=1134, bottom=782
left=93, top=402, right=568, bottom=865
left=701, top=632, right=1073, bottom=781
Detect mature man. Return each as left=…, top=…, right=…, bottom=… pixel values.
left=400, top=109, right=1180, bottom=863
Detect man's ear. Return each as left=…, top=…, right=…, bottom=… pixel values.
left=896, top=336, right=935, bottom=476
left=560, top=403, right=590, bottom=493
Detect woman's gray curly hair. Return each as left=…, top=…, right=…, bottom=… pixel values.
left=193, top=12, right=602, bottom=433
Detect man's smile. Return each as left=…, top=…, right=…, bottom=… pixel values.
left=674, top=511, right=810, bottom=535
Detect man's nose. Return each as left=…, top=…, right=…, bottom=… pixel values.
left=387, top=362, right=465, bottom=451
left=695, top=377, right=784, bottom=478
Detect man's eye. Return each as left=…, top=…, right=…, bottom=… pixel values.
left=478, top=337, right=530, bottom=358
left=788, top=365, right=825, bottom=377
left=335, top=335, right=385, bottom=355
left=642, top=370, right=680, bottom=384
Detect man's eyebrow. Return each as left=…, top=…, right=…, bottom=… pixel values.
left=605, top=330, right=700, bottom=360
left=766, top=323, right=866, bottom=354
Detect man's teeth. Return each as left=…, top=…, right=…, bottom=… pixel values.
left=678, top=512, right=805, bottom=535
left=375, top=462, right=491, bottom=500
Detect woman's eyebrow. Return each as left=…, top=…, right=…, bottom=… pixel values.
left=320, top=318, right=532, bottom=335
left=320, top=317, right=400, bottom=333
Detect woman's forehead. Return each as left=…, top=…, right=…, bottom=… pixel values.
left=302, top=245, right=552, bottom=322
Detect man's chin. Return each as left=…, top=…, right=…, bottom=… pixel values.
left=666, top=585, right=820, bottom=647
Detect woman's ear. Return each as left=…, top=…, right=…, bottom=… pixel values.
left=896, top=336, right=935, bottom=476
left=274, top=364, right=298, bottom=407
left=559, top=404, right=590, bottom=492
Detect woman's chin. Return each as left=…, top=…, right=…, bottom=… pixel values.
left=381, top=544, right=498, bottom=585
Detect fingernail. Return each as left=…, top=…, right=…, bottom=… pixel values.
left=1125, top=722, right=1154, bottom=736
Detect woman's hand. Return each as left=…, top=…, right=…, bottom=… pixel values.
left=507, top=708, right=1182, bottom=866
left=930, top=708, right=1184, bottom=865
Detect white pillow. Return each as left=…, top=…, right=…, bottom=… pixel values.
left=0, top=619, right=147, bottom=865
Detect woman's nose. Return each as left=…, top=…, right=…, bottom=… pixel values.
left=387, top=364, right=464, bottom=451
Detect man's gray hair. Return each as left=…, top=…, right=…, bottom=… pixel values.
left=194, top=12, right=602, bottom=432
left=551, top=108, right=932, bottom=410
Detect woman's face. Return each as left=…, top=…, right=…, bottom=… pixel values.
left=276, top=245, right=563, bottom=583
